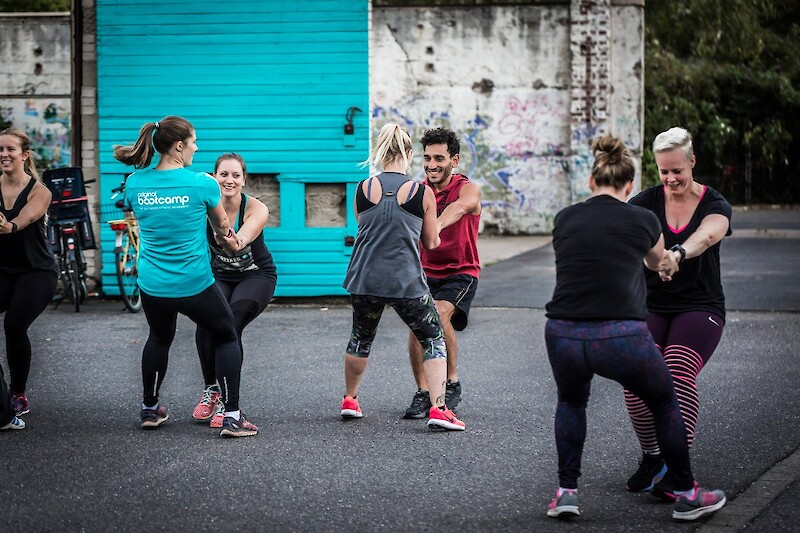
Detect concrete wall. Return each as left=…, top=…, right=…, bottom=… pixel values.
left=371, top=0, right=644, bottom=234
left=0, top=13, right=72, bottom=170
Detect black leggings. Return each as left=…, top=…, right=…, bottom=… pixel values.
left=195, top=276, right=276, bottom=386
left=0, top=270, right=57, bottom=393
left=141, top=284, right=242, bottom=411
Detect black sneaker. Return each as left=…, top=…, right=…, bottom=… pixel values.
left=403, top=389, right=432, bottom=419
left=652, top=471, right=677, bottom=501
left=625, top=453, right=666, bottom=492
left=140, top=405, right=169, bottom=429
left=445, top=380, right=462, bottom=409
left=220, top=412, right=258, bottom=438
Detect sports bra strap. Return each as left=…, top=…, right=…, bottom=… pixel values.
left=405, top=182, right=417, bottom=202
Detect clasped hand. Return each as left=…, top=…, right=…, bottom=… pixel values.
left=215, top=230, right=242, bottom=252
left=657, top=249, right=680, bottom=281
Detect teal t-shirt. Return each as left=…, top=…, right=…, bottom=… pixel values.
left=124, top=167, right=221, bottom=297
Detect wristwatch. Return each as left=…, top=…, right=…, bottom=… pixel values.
left=670, top=244, right=686, bottom=263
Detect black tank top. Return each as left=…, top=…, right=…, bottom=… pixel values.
left=0, top=177, right=58, bottom=275
left=207, top=193, right=277, bottom=282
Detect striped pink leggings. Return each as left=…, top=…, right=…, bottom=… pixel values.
left=624, top=311, right=724, bottom=453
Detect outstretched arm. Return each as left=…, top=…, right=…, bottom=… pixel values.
left=420, top=186, right=441, bottom=250
left=436, top=182, right=482, bottom=232
left=0, top=181, right=51, bottom=234
left=235, top=196, right=269, bottom=249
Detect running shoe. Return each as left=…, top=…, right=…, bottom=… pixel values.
left=0, top=416, right=25, bottom=431
left=626, top=453, right=666, bottom=492
left=341, top=396, right=363, bottom=418
left=210, top=401, right=225, bottom=428
left=445, top=380, right=462, bottom=409
left=652, top=471, right=678, bottom=501
left=672, top=483, right=726, bottom=521
left=192, top=385, right=221, bottom=421
left=10, top=393, right=29, bottom=416
left=140, top=405, right=169, bottom=429
left=403, top=389, right=432, bottom=419
left=426, top=405, right=465, bottom=431
left=547, top=488, right=580, bottom=518
left=220, top=413, right=258, bottom=438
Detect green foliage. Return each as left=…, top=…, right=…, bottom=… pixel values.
left=644, top=0, right=800, bottom=203
left=0, top=0, right=70, bottom=11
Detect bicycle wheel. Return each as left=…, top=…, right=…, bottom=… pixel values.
left=116, top=232, right=141, bottom=313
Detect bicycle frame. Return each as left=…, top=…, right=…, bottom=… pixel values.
left=108, top=210, right=142, bottom=313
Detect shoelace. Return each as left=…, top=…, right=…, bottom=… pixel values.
left=200, top=388, right=217, bottom=405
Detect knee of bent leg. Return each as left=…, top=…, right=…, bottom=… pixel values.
left=346, top=336, right=372, bottom=358
left=421, top=335, right=446, bottom=362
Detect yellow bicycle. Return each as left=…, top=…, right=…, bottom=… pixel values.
left=107, top=183, right=141, bottom=313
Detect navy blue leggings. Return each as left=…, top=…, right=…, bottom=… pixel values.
left=0, top=269, right=57, bottom=393
left=545, top=319, right=693, bottom=490
left=196, top=276, right=276, bottom=386
left=141, top=284, right=242, bottom=411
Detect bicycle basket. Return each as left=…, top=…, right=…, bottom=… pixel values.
left=99, top=202, right=127, bottom=224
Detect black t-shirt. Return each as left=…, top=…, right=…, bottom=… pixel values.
left=546, top=195, right=662, bottom=321
left=629, top=185, right=732, bottom=318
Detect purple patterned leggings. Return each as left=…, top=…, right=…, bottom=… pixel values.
left=545, top=319, right=694, bottom=490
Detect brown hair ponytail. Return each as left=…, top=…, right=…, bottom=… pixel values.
left=113, top=116, right=194, bottom=168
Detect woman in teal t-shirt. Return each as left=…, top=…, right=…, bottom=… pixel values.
left=113, top=115, right=257, bottom=438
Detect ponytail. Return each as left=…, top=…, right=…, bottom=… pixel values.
left=113, top=116, right=194, bottom=168
left=361, top=123, right=412, bottom=171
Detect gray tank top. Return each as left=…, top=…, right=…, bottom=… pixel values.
left=343, top=172, right=428, bottom=298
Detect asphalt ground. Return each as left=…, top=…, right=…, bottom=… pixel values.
left=1, top=208, right=798, bottom=532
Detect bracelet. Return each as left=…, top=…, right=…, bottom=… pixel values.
left=219, top=227, right=234, bottom=239
left=9, top=221, right=17, bottom=234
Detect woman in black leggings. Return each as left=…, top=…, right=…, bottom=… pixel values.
left=192, top=153, right=277, bottom=428
left=543, top=134, right=725, bottom=522
left=0, top=128, right=58, bottom=431
left=113, top=116, right=257, bottom=438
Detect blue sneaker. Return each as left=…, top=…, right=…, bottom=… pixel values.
left=0, top=416, right=25, bottom=431
left=547, top=488, right=580, bottom=518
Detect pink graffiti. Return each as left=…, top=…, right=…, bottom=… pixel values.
left=497, top=95, right=568, bottom=153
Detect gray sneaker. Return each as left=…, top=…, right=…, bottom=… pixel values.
left=547, top=488, right=580, bottom=518
left=672, top=483, right=726, bottom=521
left=403, top=389, right=432, bottom=419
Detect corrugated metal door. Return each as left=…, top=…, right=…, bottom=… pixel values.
left=96, top=0, right=369, bottom=296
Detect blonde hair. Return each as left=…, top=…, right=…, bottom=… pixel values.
left=0, top=127, right=40, bottom=180
left=591, top=134, right=635, bottom=190
left=113, top=115, right=194, bottom=168
left=361, top=123, right=412, bottom=171
left=652, top=127, right=694, bottom=161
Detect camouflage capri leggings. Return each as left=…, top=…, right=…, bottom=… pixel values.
left=347, top=293, right=446, bottom=362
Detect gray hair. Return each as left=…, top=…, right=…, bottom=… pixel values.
left=652, top=127, right=694, bottom=161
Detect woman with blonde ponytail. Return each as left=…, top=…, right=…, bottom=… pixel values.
left=0, top=127, right=59, bottom=431
left=113, top=116, right=258, bottom=438
left=542, top=134, right=725, bottom=521
left=339, top=123, right=465, bottom=431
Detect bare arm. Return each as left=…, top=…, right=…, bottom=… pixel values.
left=0, top=181, right=51, bottom=235
left=436, top=182, right=482, bottom=232
left=643, top=234, right=667, bottom=271
left=420, top=186, right=441, bottom=250
left=678, top=213, right=729, bottom=260
left=235, top=196, right=269, bottom=249
left=207, top=202, right=238, bottom=251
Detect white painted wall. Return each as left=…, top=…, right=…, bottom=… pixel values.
left=371, top=2, right=644, bottom=234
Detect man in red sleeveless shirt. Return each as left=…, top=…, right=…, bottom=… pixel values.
left=404, top=127, right=482, bottom=419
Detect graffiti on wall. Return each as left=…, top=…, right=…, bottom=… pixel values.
left=372, top=93, right=572, bottom=233
left=1, top=98, right=71, bottom=170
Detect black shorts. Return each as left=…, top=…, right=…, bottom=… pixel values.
left=426, top=274, right=478, bottom=331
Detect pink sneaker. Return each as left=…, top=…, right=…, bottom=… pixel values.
left=192, top=386, right=221, bottom=421
left=210, top=401, right=225, bottom=428
left=426, top=406, right=465, bottom=431
left=341, top=396, right=363, bottom=418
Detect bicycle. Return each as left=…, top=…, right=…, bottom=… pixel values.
left=106, top=181, right=141, bottom=313
left=43, top=168, right=96, bottom=313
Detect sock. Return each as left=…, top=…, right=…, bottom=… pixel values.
left=558, top=487, right=577, bottom=496
left=674, top=486, right=697, bottom=499
left=142, top=402, right=158, bottom=410
left=225, top=410, right=241, bottom=420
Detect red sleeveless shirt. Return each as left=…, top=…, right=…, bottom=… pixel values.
left=420, top=173, right=481, bottom=279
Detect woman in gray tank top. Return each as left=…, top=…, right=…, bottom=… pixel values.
left=340, top=123, right=465, bottom=431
